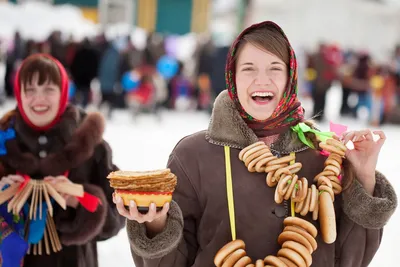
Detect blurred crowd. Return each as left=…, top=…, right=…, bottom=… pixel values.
left=1, top=30, right=400, bottom=126
left=302, top=43, right=400, bottom=126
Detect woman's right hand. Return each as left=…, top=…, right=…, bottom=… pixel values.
left=113, top=193, right=169, bottom=236
left=0, top=174, right=25, bottom=190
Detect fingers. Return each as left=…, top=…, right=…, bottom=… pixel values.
left=144, top=203, right=157, bottom=222
left=55, top=176, right=71, bottom=183
left=8, top=175, right=25, bottom=183
left=115, top=196, right=131, bottom=218
left=128, top=201, right=141, bottom=221
left=373, top=130, right=386, bottom=146
left=44, top=176, right=70, bottom=184
left=113, top=195, right=170, bottom=224
left=43, top=176, right=54, bottom=183
left=159, top=202, right=170, bottom=217
left=341, top=129, right=377, bottom=145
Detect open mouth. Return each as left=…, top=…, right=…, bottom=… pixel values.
left=32, top=105, right=50, bottom=114
left=251, top=91, right=275, bottom=104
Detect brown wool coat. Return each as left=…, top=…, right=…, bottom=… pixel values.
left=127, top=91, right=397, bottom=267
left=0, top=106, right=125, bottom=267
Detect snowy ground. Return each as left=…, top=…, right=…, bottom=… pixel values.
left=0, top=84, right=398, bottom=266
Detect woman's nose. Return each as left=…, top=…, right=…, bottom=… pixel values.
left=254, top=72, right=272, bottom=86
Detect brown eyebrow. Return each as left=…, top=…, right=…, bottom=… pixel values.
left=239, top=62, right=254, bottom=66
left=240, top=62, right=285, bottom=67
left=271, top=62, right=285, bottom=66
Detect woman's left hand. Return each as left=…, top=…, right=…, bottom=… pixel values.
left=44, top=176, right=80, bottom=208
left=341, top=129, right=386, bottom=195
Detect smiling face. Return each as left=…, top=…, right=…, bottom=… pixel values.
left=235, top=42, right=288, bottom=120
left=17, top=56, right=62, bottom=128
left=20, top=73, right=61, bottom=127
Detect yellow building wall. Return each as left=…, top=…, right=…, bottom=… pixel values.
left=80, top=7, right=98, bottom=23
left=136, top=0, right=157, bottom=32
left=191, top=0, right=210, bottom=33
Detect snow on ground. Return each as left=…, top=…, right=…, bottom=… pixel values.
left=0, top=85, right=398, bottom=266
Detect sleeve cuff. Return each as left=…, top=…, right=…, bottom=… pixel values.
left=127, top=200, right=183, bottom=259
left=342, top=171, right=398, bottom=229
left=56, top=183, right=108, bottom=245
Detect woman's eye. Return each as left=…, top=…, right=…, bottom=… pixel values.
left=271, top=68, right=282, bottom=71
left=242, top=67, right=254, bottom=71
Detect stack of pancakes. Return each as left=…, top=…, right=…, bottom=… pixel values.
left=107, top=169, right=177, bottom=208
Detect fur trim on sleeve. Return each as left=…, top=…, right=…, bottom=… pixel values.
left=342, top=171, right=397, bottom=229
left=127, top=200, right=183, bottom=259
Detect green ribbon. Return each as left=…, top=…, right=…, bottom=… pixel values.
left=291, top=123, right=334, bottom=149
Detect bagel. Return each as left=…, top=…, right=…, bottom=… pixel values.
left=278, top=231, right=313, bottom=254
left=246, top=150, right=274, bottom=172
left=283, top=226, right=317, bottom=251
left=324, top=165, right=341, bottom=176
left=222, top=249, right=246, bottom=267
left=274, top=167, right=292, bottom=183
left=312, top=202, right=319, bottom=221
left=282, top=241, right=312, bottom=266
left=328, top=153, right=343, bottom=165
left=319, top=191, right=337, bottom=244
left=319, top=143, right=346, bottom=157
left=318, top=185, right=334, bottom=202
left=277, top=248, right=307, bottom=267
left=255, top=259, right=264, bottom=267
left=277, top=175, right=292, bottom=196
left=266, top=172, right=278, bottom=187
left=317, top=176, right=333, bottom=188
left=268, top=154, right=296, bottom=166
left=283, top=217, right=318, bottom=238
left=278, top=256, right=298, bottom=267
left=324, top=158, right=341, bottom=170
left=287, top=162, right=302, bottom=174
left=233, top=256, right=252, bottom=267
left=214, top=239, right=245, bottom=267
left=265, top=163, right=288, bottom=174
left=314, top=171, right=335, bottom=182
left=291, top=180, right=303, bottom=202
left=254, top=156, right=276, bottom=172
left=331, top=181, right=343, bottom=195
left=274, top=185, right=284, bottom=204
left=284, top=175, right=299, bottom=200
left=239, top=142, right=265, bottom=160
left=309, top=184, right=318, bottom=212
left=300, top=188, right=312, bottom=216
left=327, top=175, right=341, bottom=185
left=264, top=255, right=287, bottom=267
left=327, top=138, right=347, bottom=152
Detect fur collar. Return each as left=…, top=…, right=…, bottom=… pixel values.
left=0, top=106, right=105, bottom=176
left=206, top=90, right=308, bottom=154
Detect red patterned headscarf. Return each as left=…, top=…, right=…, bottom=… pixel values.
left=226, top=21, right=304, bottom=136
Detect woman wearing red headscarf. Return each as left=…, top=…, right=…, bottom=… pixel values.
left=116, top=22, right=396, bottom=267
left=0, top=54, right=125, bottom=267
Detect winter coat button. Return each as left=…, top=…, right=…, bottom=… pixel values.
left=38, top=136, right=48, bottom=145
left=39, top=150, right=47, bottom=158
left=274, top=206, right=286, bottom=218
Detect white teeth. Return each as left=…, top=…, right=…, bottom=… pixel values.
left=33, top=106, right=49, bottom=112
left=251, top=92, right=274, bottom=97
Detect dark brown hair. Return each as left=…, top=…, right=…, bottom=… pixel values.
left=234, top=25, right=290, bottom=68
left=19, top=55, right=61, bottom=91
